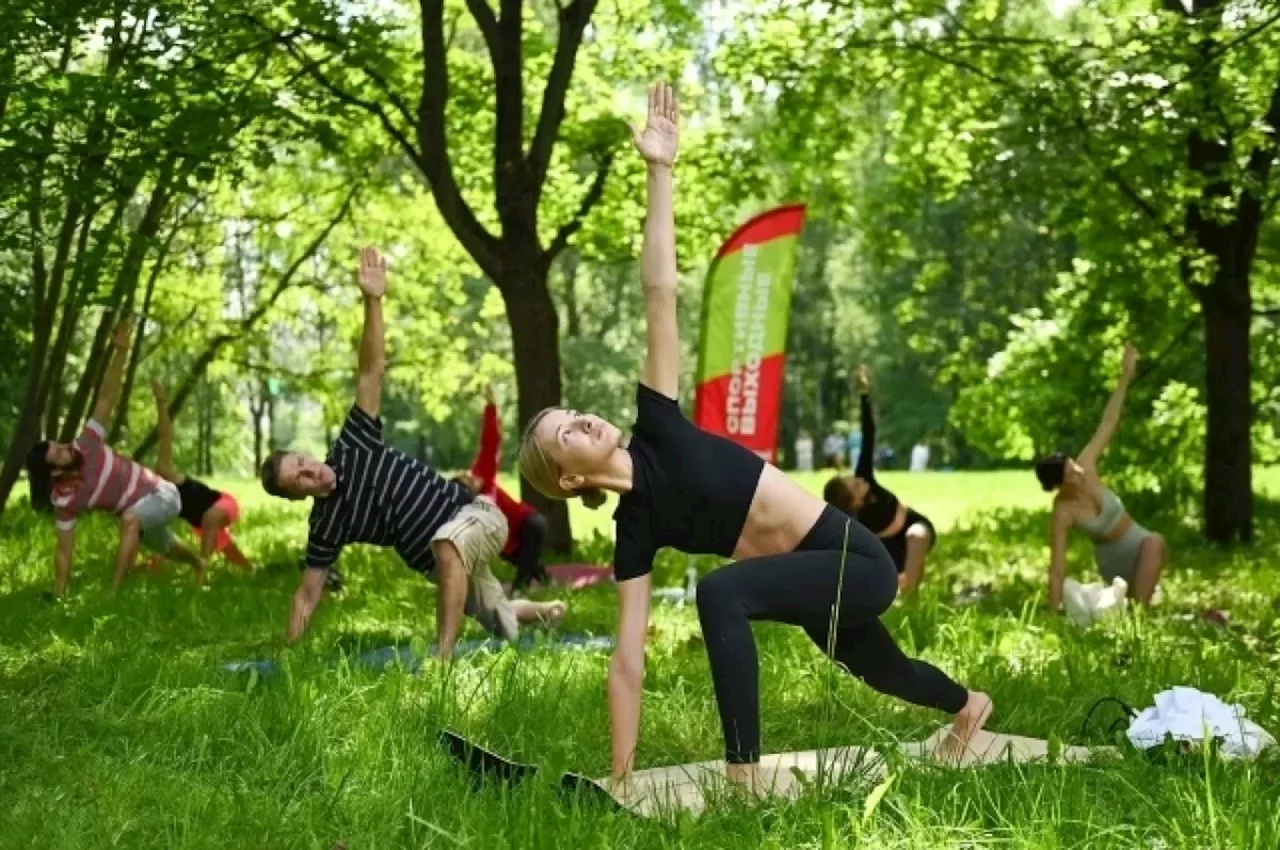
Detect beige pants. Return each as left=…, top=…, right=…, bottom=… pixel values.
left=431, top=496, right=517, bottom=640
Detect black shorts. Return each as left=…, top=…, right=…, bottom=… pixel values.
left=879, top=508, right=936, bottom=573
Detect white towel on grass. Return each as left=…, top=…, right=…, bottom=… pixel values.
left=1127, top=687, right=1275, bottom=759
left=1062, top=577, right=1129, bottom=627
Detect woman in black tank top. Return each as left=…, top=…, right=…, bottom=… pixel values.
left=823, top=365, right=936, bottom=592
left=150, top=381, right=251, bottom=577
left=517, top=84, right=989, bottom=796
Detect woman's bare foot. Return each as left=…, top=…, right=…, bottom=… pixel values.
left=724, top=762, right=764, bottom=799
left=934, top=691, right=993, bottom=765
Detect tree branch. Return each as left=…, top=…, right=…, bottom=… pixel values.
left=258, top=26, right=423, bottom=173
left=528, top=0, right=598, bottom=193
left=1243, top=75, right=1280, bottom=196
left=419, top=0, right=502, bottom=277
left=274, top=20, right=420, bottom=133
left=464, top=0, right=499, bottom=49
left=490, top=0, right=526, bottom=218
left=131, top=186, right=358, bottom=459
left=543, top=151, right=613, bottom=268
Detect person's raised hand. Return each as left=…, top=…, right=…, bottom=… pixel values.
left=357, top=246, right=387, bottom=299
left=856, top=364, right=871, bottom=394
left=483, top=383, right=496, bottom=406
left=629, top=82, right=679, bottom=167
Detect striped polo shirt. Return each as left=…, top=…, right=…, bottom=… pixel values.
left=305, top=405, right=472, bottom=574
left=52, top=419, right=160, bottom=531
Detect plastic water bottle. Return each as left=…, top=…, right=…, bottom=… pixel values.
left=684, top=564, right=698, bottom=604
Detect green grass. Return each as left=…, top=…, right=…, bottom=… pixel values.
left=2, top=470, right=1280, bottom=848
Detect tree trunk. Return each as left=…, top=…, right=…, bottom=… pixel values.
left=561, top=249, right=581, bottom=338
left=201, top=378, right=215, bottom=476
left=111, top=206, right=183, bottom=443
left=58, top=312, right=115, bottom=442
left=1200, top=291, right=1253, bottom=543
left=501, top=270, right=571, bottom=553
left=0, top=310, right=55, bottom=511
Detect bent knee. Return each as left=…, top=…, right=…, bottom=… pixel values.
left=202, top=507, right=231, bottom=530
left=695, top=569, right=738, bottom=615
left=119, top=512, right=142, bottom=531
left=432, top=539, right=462, bottom=565
left=905, top=523, right=932, bottom=543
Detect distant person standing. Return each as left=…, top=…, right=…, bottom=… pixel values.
left=822, top=431, right=845, bottom=471
left=794, top=430, right=814, bottom=472
left=910, top=442, right=931, bottom=472
left=846, top=425, right=863, bottom=475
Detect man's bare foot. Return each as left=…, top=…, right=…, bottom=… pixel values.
left=934, top=691, right=993, bottom=765
left=540, top=600, right=567, bottom=626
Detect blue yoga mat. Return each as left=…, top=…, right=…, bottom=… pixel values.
left=221, top=633, right=614, bottom=676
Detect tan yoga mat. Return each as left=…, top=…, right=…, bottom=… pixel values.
left=605, top=745, right=888, bottom=817
left=600, top=730, right=1116, bottom=818
left=900, top=727, right=1115, bottom=768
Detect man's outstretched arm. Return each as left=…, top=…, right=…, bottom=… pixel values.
left=91, top=320, right=132, bottom=427
left=354, top=246, right=387, bottom=418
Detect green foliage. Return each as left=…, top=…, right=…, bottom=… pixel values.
left=710, top=0, right=1280, bottom=510
left=2, top=472, right=1280, bottom=845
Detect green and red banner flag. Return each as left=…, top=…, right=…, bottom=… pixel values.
left=693, top=204, right=806, bottom=462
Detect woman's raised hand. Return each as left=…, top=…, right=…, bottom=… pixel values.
left=629, top=82, right=679, bottom=167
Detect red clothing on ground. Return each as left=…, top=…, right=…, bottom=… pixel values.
left=470, top=403, right=535, bottom=556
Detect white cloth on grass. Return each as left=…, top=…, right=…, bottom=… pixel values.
left=1127, top=687, right=1275, bottom=759
left=1062, top=577, right=1129, bottom=627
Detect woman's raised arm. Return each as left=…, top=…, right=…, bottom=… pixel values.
left=632, top=83, right=680, bottom=400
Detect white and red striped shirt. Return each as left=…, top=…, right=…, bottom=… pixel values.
left=52, top=420, right=159, bottom=531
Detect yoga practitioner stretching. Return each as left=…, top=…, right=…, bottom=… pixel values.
left=260, top=248, right=564, bottom=653
left=1037, top=343, right=1167, bottom=607
left=149, top=380, right=252, bottom=573
left=518, top=83, right=990, bottom=794
left=457, top=385, right=550, bottom=591
left=823, top=365, right=937, bottom=592
left=26, top=319, right=206, bottom=594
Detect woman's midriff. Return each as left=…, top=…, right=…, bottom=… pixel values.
left=1092, top=512, right=1134, bottom=545
left=731, top=465, right=826, bottom=560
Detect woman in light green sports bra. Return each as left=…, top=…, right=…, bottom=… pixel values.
left=1034, top=343, right=1167, bottom=608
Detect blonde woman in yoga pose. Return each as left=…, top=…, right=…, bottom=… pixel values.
left=518, top=82, right=991, bottom=796
left=1036, top=343, right=1168, bottom=608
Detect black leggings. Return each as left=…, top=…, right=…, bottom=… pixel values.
left=502, top=512, right=548, bottom=589
left=695, top=505, right=969, bottom=763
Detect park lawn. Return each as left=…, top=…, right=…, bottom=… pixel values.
left=0, top=470, right=1279, bottom=848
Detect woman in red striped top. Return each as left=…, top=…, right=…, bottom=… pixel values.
left=458, top=385, right=549, bottom=591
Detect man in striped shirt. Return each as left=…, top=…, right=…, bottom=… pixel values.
left=26, top=320, right=207, bottom=595
left=259, top=247, right=564, bottom=655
